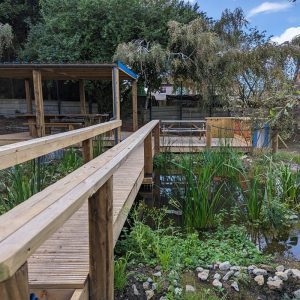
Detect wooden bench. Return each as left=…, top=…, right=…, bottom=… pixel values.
left=23, top=122, right=84, bottom=134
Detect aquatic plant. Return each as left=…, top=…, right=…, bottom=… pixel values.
left=172, top=154, right=225, bottom=230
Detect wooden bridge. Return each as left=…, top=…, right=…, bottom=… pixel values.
left=0, top=120, right=159, bottom=300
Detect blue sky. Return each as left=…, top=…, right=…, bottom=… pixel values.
left=189, top=1, right=300, bottom=43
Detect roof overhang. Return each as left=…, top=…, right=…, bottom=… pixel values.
left=0, top=61, right=138, bottom=81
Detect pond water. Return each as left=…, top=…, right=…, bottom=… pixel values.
left=140, top=171, right=300, bottom=261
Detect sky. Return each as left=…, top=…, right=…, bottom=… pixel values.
left=186, top=1, right=300, bottom=44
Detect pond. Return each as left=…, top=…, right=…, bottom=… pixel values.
left=141, top=170, right=300, bottom=261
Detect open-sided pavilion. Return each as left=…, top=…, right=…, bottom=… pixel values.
left=0, top=62, right=138, bottom=140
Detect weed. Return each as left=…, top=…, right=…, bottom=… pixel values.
left=114, top=256, right=129, bottom=291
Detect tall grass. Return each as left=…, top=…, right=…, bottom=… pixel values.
left=173, top=155, right=225, bottom=230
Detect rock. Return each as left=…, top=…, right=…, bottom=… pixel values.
left=267, top=279, right=283, bottom=290
left=132, top=284, right=140, bottom=296
left=253, top=268, right=268, bottom=276
left=231, top=281, right=239, bottom=292
left=153, top=271, right=162, bottom=277
left=234, top=271, right=240, bottom=277
left=219, top=261, right=231, bottom=271
left=275, top=265, right=285, bottom=272
left=254, top=275, right=264, bottom=286
left=152, top=283, right=157, bottom=291
left=146, top=290, right=155, bottom=300
left=284, top=269, right=293, bottom=276
left=143, top=282, right=150, bottom=290
left=230, top=266, right=241, bottom=271
left=275, top=271, right=288, bottom=281
left=212, top=279, right=223, bottom=288
left=213, top=273, right=221, bottom=280
left=291, top=269, right=300, bottom=279
left=196, top=267, right=204, bottom=272
left=159, top=297, right=167, bottom=300
left=248, top=265, right=257, bottom=273
left=223, top=270, right=234, bottom=281
left=293, top=289, right=300, bottom=299
left=198, top=270, right=209, bottom=281
left=155, top=265, right=162, bottom=271
left=207, top=264, right=213, bottom=269
left=185, top=285, right=196, bottom=292
left=288, top=214, right=299, bottom=220
left=147, top=277, right=153, bottom=283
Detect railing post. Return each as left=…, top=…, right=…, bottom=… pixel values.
left=89, top=176, right=113, bottom=300
left=153, top=123, right=160, bottom=155
left=0, top=263, right=29, bottom=300
left=144, top=132, right=153, bottom=176
left=206, top=124, right=212, bottom=148
left=83, top=138, right=93, bottom=163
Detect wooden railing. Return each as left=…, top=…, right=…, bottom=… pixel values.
left=0, top=120, right=160, bottom=300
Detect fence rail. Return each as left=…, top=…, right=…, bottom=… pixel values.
left=0, top=120, right=160, bottom=300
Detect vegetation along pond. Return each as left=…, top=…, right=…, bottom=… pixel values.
left=114, top=148, right=300, bottom=300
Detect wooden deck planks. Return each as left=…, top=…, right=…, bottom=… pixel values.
left=28, top=146, right=144, bottom=289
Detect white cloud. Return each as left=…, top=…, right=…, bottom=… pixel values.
left=248, top=2, right=291, bottom=18
left=271, top=26, right=300, bottom=44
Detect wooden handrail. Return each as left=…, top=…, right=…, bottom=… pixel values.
left=0, top=120, right=159, bottom=284
left=0, top=120, right=122, bottom=170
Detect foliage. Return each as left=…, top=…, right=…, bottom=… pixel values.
left=59, top=148, right=83, bottom=174
left=0, top=23, right=13, bottom=59
left=116, top=205, right=268, bottom=271
left=114, top=256, right=129, bottom=291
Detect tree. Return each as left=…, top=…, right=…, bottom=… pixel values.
left=0, top=23, right=13, bottom=59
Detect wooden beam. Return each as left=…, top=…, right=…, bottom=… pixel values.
left=0, top=263, right=29, bottom=300
left=82, top=139, right=93, bottom=163
left=132, top=80, right=138, bottom=131
left=89, top=176, right=113, bottom=300
left=0, top=120, right=121, bottom=171
left=144, top=132, right=153, bottom=176
left=79, top=80, right=86, bottom=114
left=112, top=67, right=121, bottom=143
left=25, top=79, right=32, bottom=114
left=206, top=124, right=212, bottom=148
left=32, top=70, right=45, bottom=137
left=153, top=123, right=160, bottom=155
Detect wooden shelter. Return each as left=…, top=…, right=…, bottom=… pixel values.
left=0, top=62, right=139, bottom=139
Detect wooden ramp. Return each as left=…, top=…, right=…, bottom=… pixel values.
left=29, top=146, right=144, bottom=295
left=0, top=120, right=159, bottom=300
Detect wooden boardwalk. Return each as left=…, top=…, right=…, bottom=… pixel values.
left=0, top=120, right=159, bottom=300
left=29, top=146, right=144, bottom=298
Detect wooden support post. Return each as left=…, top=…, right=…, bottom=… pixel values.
left=132, top=80, right=138, bottom=132
left=79, top=80, right=86, bottom=115
left=112, top=67, right=121, bottom=143
left=206, top=124, right=212, bottom=148
left=83, top=139, right=93, bottom=163
left=32, top=70, right=45, bottom=137
left=272, top=128, right=278, bottom=154
left=144, top=132, right=153, bottom=176
left=89, top=177, right=113, bottom=300
left=25, top=79, right=33, bottom=114
left=153, top=123, right=160, bottom=155
left=0, top=263, right=29, bottom=300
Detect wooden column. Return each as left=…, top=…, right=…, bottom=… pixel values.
left=25, top=79, right=32, bottom=114
left=153, top=123, right=160, bottom=155
left=272, top=128, right=278, bottom=154
left=32, top=70, right=45, bottom=137
left=206, top=124, right=212, bottom=148
left=79, top=80, right=86, bottom=114
left=144, top=132, right=153, bottom=176
left=83, top=139, right=93, bottom=163
left=112, top=67, right=121, bottom=143
left=89, top=177, right=113, bottom=300
left=132, top=80, right=138, bottom=132
left=0, top=263, right=29, bottom=300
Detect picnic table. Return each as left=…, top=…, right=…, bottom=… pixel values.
left=161, top=120, right=206, bottom=140
left=16, top=113, right=110, bottom=137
